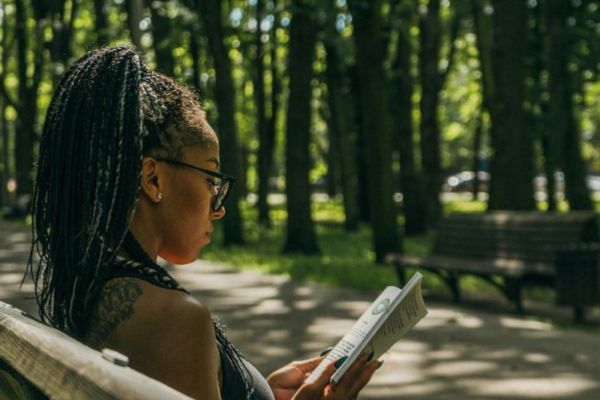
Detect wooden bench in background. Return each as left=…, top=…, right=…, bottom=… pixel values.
left=385, top=211, right=600, bottom=322
left=0, top=301, right=193, bottom=400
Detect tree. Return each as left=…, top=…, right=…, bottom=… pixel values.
left=9, top=0, right=45, bottom=197
left=347, top=0, right=401, bottom=262
left=147, top=0, right=175, bottom=76
left=544, top=0, right=592, bottom=211
left=487, top=0, right=535, bottom=210
left=196, top=0, right=245, bottom=245
left=282, top=1, right=320, bottom=254
left=389, top=0, right=427, bottom=236
left=418, top=0, right=463, bottom=227
left=323, top=1, right=359, bottom=231
left=255, top=0, right=274, bottom=227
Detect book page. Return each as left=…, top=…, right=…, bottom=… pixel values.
left=305, top=273, right=427, bottom=385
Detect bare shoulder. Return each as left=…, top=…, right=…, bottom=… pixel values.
left=87, top=278, right=221, bottom=399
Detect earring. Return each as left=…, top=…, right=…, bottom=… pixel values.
left=157, top=193, right=163, bottom=200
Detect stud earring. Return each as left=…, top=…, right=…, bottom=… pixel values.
left=157, top=193, right=163, bottom=200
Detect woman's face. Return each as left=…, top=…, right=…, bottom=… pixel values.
left=157, top=144, right=225, bottom=264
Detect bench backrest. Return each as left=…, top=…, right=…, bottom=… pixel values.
left=0, top=301, right=193, bottom=400
left=433, top=211, right=599, bottom=262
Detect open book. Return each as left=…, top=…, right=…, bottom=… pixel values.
left=305, top=272, right=428, bottom=386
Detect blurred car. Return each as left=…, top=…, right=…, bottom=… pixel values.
left=442, top=170, right=600, bottom=195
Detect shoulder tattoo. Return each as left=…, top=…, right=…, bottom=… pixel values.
left=85, top=278, right=143, bottom=348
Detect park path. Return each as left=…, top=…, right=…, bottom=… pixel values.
left=1, top=219, right=600, bottom=399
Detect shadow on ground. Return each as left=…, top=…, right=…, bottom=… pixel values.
left=2, top=220, right=600, bottom=399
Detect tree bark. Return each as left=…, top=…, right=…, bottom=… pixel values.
left=127, top=0, right=143, bottom=49
left=14, top=0, right=44, bottom=197
left=391, top=1, right=426, bottom=236
left=94, top=0, right=109, bottom=46
left=544, top=0, right=592, bottom=211
left=0, top=12, right=10, bottom=208
left=347, top=0, right=401, bottom=262
left=487, top=0, right=535, bottom=210
left=255, top=0, right=273, bottom=227
left=282, top=3, right=320, bottom=254
left=324, top=38, right=359, bottom=231
left=350, top=64, right=370, bottom=223
left=418, top=0, right=443, bottom=227
left=148, top=0, right=175, bottom=76
left=196, top=0, right=245, bottom=245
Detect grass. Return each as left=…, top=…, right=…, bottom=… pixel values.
left=202, top=198, right=505, bottom=297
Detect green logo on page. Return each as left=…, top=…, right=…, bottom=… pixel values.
left=372, top=298, right=390, bottom=315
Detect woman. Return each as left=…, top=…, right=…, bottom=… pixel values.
left=26, top=46, right=378, bottom=400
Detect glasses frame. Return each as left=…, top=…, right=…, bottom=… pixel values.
left=152, top=157, right=236, bottom=212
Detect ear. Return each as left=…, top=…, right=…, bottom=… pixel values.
left=140, top=157, right=163, bottom=203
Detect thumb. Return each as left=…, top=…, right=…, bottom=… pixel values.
left=293, top=356, right=327, bottom=374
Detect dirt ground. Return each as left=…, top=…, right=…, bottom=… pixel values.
left=2, top=220, right=600, bottom=399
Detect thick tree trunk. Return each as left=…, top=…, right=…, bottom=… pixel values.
left=282, top=4, right=320, bottom=254
left=348, top=0, right=401, bottom=262
left=544, top=0, right=592, bottom=211
left=127, top=0, right=143, bottom=49
left=14, top=0, right=43, bottom=197
left=391, top=2, right=426, bottom=236
left=350, top=65, right=370, bottom=223
left=148, top=0, right=175, bottom=76
left=418, top=0, right=443, bottom=227
left=487, top=0, right=535, bottom=210
left=196, top=0, right=244, bottom=245
left=324, top=40, right=359, bottom=231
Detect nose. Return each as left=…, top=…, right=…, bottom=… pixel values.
left=210, top=206, right=226, bottom=220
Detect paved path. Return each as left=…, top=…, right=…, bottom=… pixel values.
left=2, top=220, right=600, bottom=399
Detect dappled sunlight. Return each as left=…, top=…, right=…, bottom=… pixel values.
left=463, top=376, right=599, bottom=398
left=3, top=220, right=600, bottom=399
left=428, top=360, right=498, bottom=376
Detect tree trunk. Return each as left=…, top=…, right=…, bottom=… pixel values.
left=0, top=13, right=10, bottom=208
left=255, top=0, right=272, bottom=227
left=487, top=0, right=535, bottom=210
left=196, top=0, right=245, bottom=245
left=282, top=4, right=320, bottom=254
left=324, top=39, right=359, bottom=231
left=14, top=0, right=43, bottom=197
left=0, top=97, right=8, bottom=209
left=148, top=0, right=175, bottom=76
left=418, top=0, right=443, bottom=227
left=350, top=65, right=370, bottom=223
left=391, top=2, right=426, bottom=236
left=94, top=0, right=109, bottom=46
left=348, top=0, right=401, bottom=262
left=127, top=0, right=143, bottom=49
left=472, top=0, right=494, bottom=203
left=544, top=0, right=592, bottom=211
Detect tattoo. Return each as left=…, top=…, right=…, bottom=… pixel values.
left=85, top=278, right=143, bottom=348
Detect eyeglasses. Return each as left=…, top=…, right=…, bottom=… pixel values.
left=152, top=157, right=236, bottom=212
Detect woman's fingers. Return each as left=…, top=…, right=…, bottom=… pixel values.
left=330, top=353, right=374, bottom=395
left=292, top=356, right=326, bottom=374
left=292, top=358, right=338, bottom=400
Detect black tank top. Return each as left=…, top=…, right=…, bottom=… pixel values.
left=108, top=259, right=274, bottom=400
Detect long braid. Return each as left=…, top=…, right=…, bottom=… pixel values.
left=27, top=46, right=144, bottom=338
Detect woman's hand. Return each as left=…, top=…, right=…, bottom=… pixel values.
left=268, top=353, right=379, bottom=400
left=267, top=356, right=325, bottom=400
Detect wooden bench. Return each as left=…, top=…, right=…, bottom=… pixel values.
left=0, top=301, right=193, bottom=400
left=385, top=211, right=600, bottom=321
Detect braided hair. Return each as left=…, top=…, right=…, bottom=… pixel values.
left=26, top=45, right=214, bottom=339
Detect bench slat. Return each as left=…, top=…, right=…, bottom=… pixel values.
left=0, top=302, right=193, bottom=400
